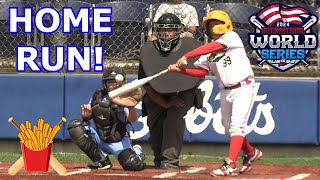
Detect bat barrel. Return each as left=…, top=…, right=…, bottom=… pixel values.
left=108, top=69, right=169, bottom=99
left=108, top=77, right=152, bottom=99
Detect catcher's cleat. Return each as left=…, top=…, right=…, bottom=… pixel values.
left=210, top=158, right=238, bottom=177
left=87, top=155, right=112, bottom=170
left=240, top=148, right=263, bottom=174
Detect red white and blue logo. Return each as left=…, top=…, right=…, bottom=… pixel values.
left=249, top=3, right=318, bottom=72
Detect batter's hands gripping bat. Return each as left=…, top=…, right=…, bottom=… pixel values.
left=108, top=60, right=187, bottom=99
left=8, top=117, right=67, bottom=176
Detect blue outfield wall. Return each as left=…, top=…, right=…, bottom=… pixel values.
left=0, top=74, right=319, bottom=145
left=0, top=75, right=65, bottom=140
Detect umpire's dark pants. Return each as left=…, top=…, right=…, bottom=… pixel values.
left=143, top=90, right=195, bottom=165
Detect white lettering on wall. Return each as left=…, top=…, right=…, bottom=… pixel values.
left=130, top=80, right=275, bottom=139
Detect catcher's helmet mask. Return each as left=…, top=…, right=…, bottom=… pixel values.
left=154, top=13, right=182, bottom=52
left=102, top=67, right=126, bottom=91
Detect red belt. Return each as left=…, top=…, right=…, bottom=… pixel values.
left=225, top=80, right=252, bottom=90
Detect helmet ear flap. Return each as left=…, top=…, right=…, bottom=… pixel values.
left=204, top=27, right=211, bottom=37
left=212, top=24, right=226, bottom=34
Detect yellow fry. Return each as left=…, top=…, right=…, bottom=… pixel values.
left=43, top=123, right=50, bottom=138
left=33, top=125, right=37, bottom=135
left=23, top=129, right=32, bottom=140
left=49, top=125, right=60, bottom=142
left=47, top=127, right=53, bottom=138
left=36, top=129, right=40, bottom=150
left=18, top=133, right=25, bottom=142
left=19, top=123, right=26, bottom=132
left=24, top=139, right=34, bottom=150
left=18, top=131, right=27, bottom=140
left=44, top=137, right=50, bottom=147
left=38, top=118, right=44, bottom=132
left=26, top=121, right=32, bottom=130
left=26, top=129, right=39, bottom=150
left=23, top=132, right=35, bottom=150
left=37, top=130, right=43, bottom=150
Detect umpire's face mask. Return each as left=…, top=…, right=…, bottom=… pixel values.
left=156, top=25, right=181, bottom=52
left=158, top=28, right=177, bottom=40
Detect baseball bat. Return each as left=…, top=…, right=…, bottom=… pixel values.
left=108, top=60, right=187, bottom=99
left=108, top=69, right=168, bottom=99
left=8, top=155, right=67, bottom=176
left=250, top=15, right=264, bottom=30
left=49, top=155, right=67, bottom=176
left=8, top=156, right=24, bottom=176
left=303, top=15, right=317, bottom=31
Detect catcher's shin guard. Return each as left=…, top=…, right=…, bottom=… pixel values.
left=68, top=119, right=106, bottom=163
left=118, top=149, right=145, bottom=171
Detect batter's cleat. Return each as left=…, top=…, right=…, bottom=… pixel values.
left=240, top=148, right=263, bottom=174
left=210, top=158, right=238, bottom=177
left=87, top=155, right=112, bottom=170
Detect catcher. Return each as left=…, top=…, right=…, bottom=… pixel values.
left=68, top=67, right=145, bottom=171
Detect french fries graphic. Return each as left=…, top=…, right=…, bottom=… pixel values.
left=9, top=118, right=64, bottom=150
left=8, top=117, right=67, bottom=176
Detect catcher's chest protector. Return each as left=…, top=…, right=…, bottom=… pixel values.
left=140, top=38, right=201, bottom=95
left=91, top=90, right=127, bottom=143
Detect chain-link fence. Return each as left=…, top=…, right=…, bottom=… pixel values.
left=0, top=0, right=319, bottom=74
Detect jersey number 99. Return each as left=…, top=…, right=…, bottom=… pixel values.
left=222, top=56, right=232, bottom=67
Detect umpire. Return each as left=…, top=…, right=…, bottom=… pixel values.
left=138, top=13, right=203, bottom=169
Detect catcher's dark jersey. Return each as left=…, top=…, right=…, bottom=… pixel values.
left=90, top=90, right=128, bottom=143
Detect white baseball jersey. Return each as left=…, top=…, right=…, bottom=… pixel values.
left=194, top=31, right=254, bottom=88
left=153, top=3, right=199, bottom=27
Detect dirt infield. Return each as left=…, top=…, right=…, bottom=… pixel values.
left=1, top=162, right=320, bottom=180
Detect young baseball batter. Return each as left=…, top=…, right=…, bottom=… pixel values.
left=168, top=10, right=262, bottom=176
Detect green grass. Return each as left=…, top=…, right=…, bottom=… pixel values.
left=1, top=152, right=320, bottom=166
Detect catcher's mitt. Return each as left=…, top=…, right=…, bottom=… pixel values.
left=110, top=87, right=143, bottom=107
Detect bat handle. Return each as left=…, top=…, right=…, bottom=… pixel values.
left=8, top=117, right=21, bottom=131
left=56, top=117, right=67, bottom=127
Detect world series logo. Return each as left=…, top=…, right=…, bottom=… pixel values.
left=249, top=3, right=319, bottom=72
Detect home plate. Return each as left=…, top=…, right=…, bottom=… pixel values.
left=181, top=167, right=206, bottom=173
